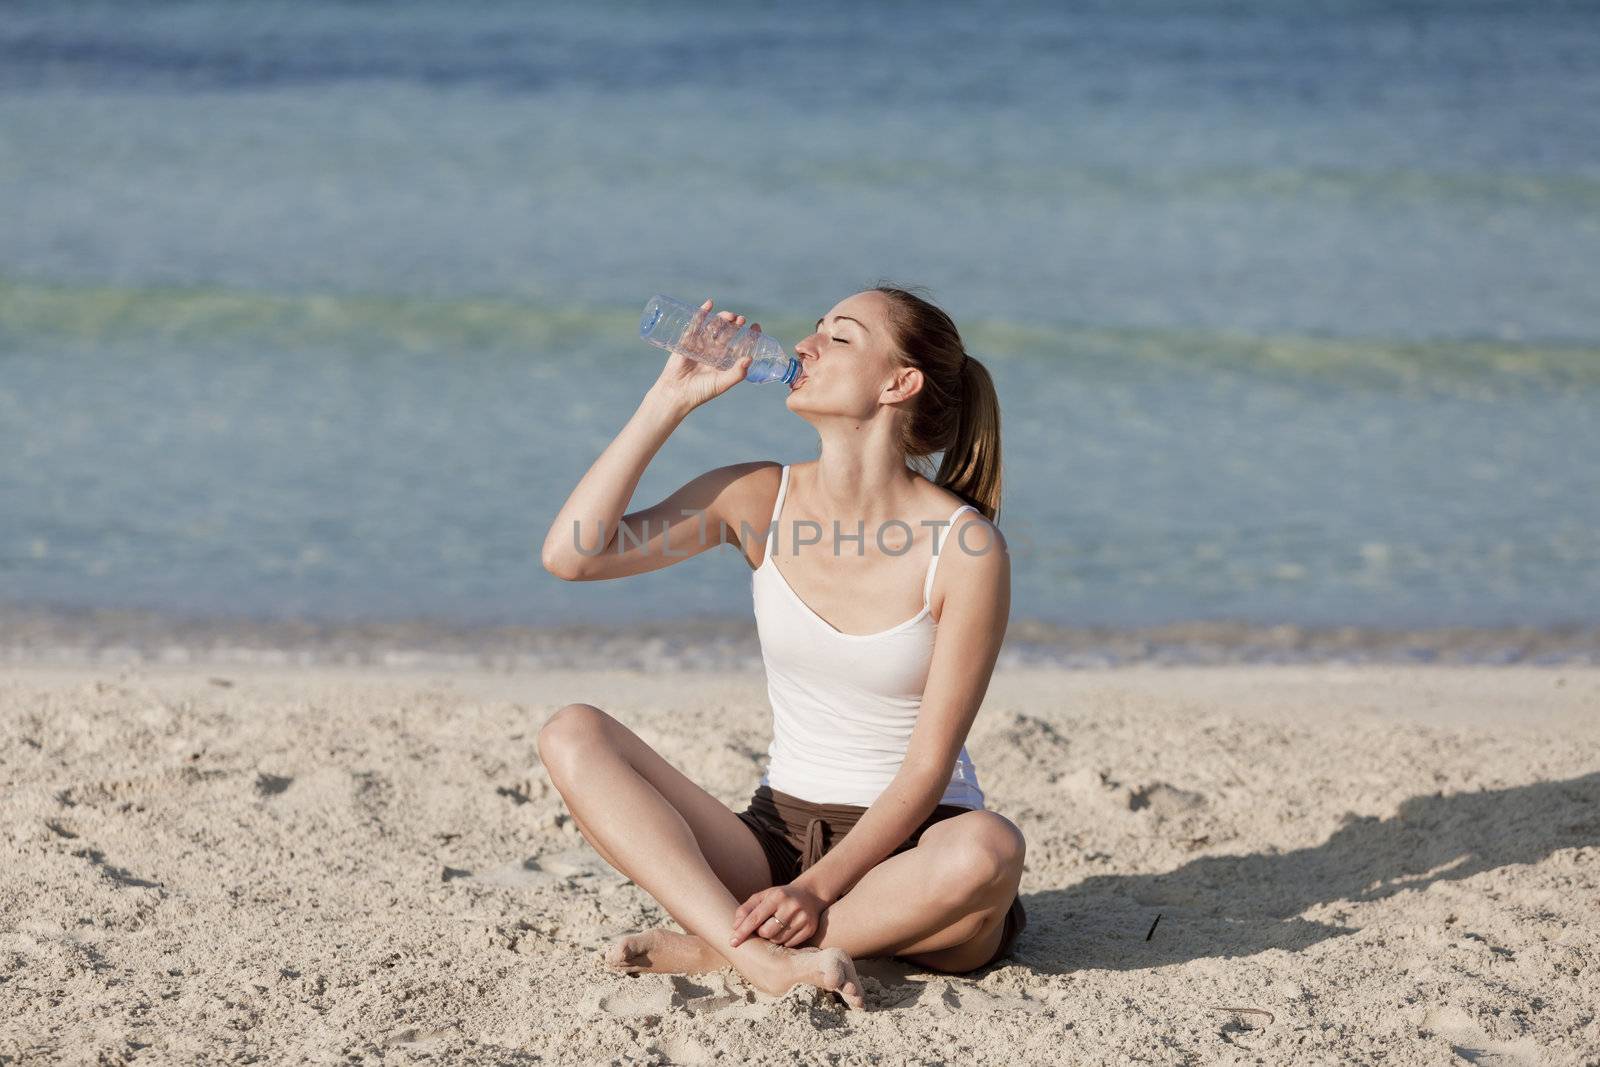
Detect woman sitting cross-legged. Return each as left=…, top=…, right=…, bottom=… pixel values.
left=537, top=285, right=1025, bottom=1011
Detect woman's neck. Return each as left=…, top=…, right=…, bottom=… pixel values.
left=803, top=444, right=922, bottom=528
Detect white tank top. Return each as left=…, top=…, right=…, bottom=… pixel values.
left=752, top=463, right=988, bottom=810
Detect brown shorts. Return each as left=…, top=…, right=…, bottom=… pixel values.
left=734, top=784, right=1027, bottom=970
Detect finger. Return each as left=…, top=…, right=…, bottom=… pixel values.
left=733, top=891, right=762, bottom=925
left=731, top=913, right=766, bottom=947
left=751, top=909, right=786, bottom=943
left=730, top=902, right=774, bottom=947
left=774, top=916, right=807, bottom=947
left=755, top=908, right=793, bottom=940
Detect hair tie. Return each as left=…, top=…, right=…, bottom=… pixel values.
left=959, top=353, right=970, bottom=374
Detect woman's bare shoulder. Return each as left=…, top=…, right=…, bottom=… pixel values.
left=928, top=499, right=1007, bottom=625
left=916, top=476, right=993, bottom=533
left=713, top=461, right=785, bottom=565
left=922, top=483, right=1004, bottom=570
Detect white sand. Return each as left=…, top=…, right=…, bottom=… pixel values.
left=2, top=663, right=1597, bottom=1064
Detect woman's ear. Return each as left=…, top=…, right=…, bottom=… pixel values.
left=883, top=365, right=923, bottom=404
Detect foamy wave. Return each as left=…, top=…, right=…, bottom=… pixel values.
left=2, top=605, right=1595, bottom=670
left=4, top=277, right=1596, bottom=392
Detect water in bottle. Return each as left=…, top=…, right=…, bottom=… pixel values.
left=640, top=294, right=801, bottom=385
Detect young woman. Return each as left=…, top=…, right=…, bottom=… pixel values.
left=538, top=286, right=1024, bottom=1011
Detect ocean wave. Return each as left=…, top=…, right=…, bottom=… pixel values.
left=775, top=161, right=1600, bottom=210
left=4, top=276, right=1595, bottom=391
left=1, top=603, right=1594, bottom=669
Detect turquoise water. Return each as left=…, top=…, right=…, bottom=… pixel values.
left=2, top=2, right=1598, bottom=657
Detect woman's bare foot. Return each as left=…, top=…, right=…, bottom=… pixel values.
left=604, top=928, right=867, bottom=1011
left=746, top=943, right=867, bottom=1011
left=603, top=927, right=725, bottom=975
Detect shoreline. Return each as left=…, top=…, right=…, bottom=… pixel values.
left=4, top=604, right=1597, bottom=670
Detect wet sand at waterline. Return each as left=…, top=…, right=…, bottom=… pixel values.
left=2, top=664, right=1596, bottom=1063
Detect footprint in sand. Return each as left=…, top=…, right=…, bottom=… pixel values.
left=469, top=857, right=558, bottom=890
left=535, top=847, right=610, bottom=879
left=595, top=979, right=674, bottom=1018
left=666, top=975, right=755, bottom=1017
left=469, top=847, right=611, bottom=890
left=647, top=1036, right=715, bottom=1065
left=595, top=973, right=775, bottom=1021
left=1420, top=1005, right=1544, bottom=1066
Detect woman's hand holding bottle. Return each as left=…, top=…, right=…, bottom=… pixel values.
left=646, top=298, right=756, bottom=415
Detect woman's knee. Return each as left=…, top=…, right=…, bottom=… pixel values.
left=536, top=703, right=613, bottom=776
left=929, top=813, right=1025, bottom=902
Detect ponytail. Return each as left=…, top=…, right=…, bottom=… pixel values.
left=871, top=283, right=1004, bottom=523
left=933, top=351, right=1003, bottom=522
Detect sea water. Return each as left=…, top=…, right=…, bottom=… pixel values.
left=1, top=1, right=1597, bottom=664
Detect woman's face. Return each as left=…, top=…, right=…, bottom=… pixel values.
left=785, top=290, right=914, bottom=418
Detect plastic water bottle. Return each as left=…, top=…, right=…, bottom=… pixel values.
left=640, top=294, right=801, bottom=385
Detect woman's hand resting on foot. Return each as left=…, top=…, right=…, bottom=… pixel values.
left=729, top=883, right=828, bottom=949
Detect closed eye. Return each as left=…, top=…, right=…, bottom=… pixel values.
left=831, top=336, right=849, bottom=344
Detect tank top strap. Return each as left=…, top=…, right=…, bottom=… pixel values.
left=922, top=503, right=980, bottom=605
left=761, top=464, right=791, bottom=565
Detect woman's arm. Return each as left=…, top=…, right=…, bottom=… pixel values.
left=540, top=391, right=745, bottom=579
left=794, top=513, right=1012, bottom=903
left=540, top=300, right=762, bottom=581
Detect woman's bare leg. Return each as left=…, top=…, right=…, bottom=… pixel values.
left=538, top=704, right=864, bottom=1007
left=598, top=812, right=1026, bottom=977
left=564, top=805, right=728, bottom=975
left=804, top=812, right=1025, bottom=972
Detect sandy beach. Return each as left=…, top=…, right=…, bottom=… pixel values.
left=2, top=662, right=1596, bottom=1064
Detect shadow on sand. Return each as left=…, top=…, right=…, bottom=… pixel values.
left=1011, top=772, right=1600, bottom=973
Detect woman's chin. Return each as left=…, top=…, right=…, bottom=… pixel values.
left=784, top=393, right=820, bottom=421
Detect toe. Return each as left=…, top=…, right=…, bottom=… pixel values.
left=602, top=938, right=640, bottom=969
left=839, top=972, right=866, bottom=1011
